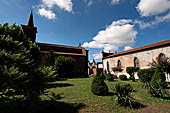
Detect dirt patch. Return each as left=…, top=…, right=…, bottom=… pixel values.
left=127, top=103, right=170, bottom=113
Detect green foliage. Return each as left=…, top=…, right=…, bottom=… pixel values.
left=149, top=79, right=169, bottom=99
left=137, top=68, right=155, bottom=88
left=0, top=23, right=56, bottom=101
left=40, top=50, right=55, bottom=66
left=105, top=73, right=114, bottom=81
left=91, top=75, right=108, bottom=96
left=113, top=83, right=136, bottom=108
left=126, top=67, right=138, bottom=82
left=55, top=56, right=76, bottom=78
left=100, top=73, right=105, bottom=80
left=39, top=66, right=58, bottom=82
left=112, top=67, right=122, bottom=75
left=113, top=75, right=118, bottom=79
left=119, top=75, right=127, bottom=80
left=151, top=70, right=167, bottom=88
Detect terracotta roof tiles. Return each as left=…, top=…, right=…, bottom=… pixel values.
left=105, top=39, right=170, bottom=58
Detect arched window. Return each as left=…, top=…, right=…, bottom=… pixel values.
left=159, top=53, right=166, bottom=61
left=117, top=60, right=121, bottom=68
left=134, top=57, right=139, bottom=68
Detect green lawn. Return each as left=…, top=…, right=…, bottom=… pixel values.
left=0, top=77, right=169, bottom=113
left=44, top=77, right=170, bottom=113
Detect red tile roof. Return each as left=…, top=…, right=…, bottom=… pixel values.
left=36, top=42, right=85, bottom=50
left=105, top=39, right=170, bottom=58
left=40, top=51, right=86, bottom=56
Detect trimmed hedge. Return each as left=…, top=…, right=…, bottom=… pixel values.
left=119, top=75, right=128, bottom=80
left=137, top=68, right=155, bottom=83
left=91, top=75, right=108, bottom=95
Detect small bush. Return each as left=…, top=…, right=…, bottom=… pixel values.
left=119, top=75, right=127, bottom=80
left=137, top=68, right=155, bottom=88
left=91, top=76, right=108, bottom=96
left=100, top=73, right=105, bottom=80
left=151, top=70, right=167, bottom=88
left=149, top=79, right=169, bottom=99
left=105, top=73, right=114, bottom=81
left=126, top=67, right=138, bottom=82
left=113, top=83, right=136, bottom=108
left=113, top=75, right=118, bottom=79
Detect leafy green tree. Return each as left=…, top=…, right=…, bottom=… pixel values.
left=126, top=67, right=138, bottom=82
left=40, top=50, right=55, bottom=66
left=55, top=56, right=76, bottom=78
left=0, top=23, right=57, bottom=101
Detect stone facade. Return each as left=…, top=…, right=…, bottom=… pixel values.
left=22, top=11, right=88, bottom=77
left=102, top=40, right=170, bottom=82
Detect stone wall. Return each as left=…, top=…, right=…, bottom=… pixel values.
left=103, top=45, right=170, bottom=81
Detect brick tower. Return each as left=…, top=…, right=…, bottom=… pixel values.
left=21, top=11, right=37, bottom=42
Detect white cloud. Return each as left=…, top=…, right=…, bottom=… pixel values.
left=87, top=1, right=94, bottom=7
left=93, top=53, right=102, bottom=60
left=111, top=0, right=120, bottom=5
left=82, top=19, right=138, bottom=52
left=37, top=0, right=73, bottom=19
left=134, top=12, right=170, bottom=29
left=42, top=0, right=73, bottom=12
left=124, top=46, right=133, bottom=51
left=137, top=0, right=170, bottom=17
left=38, top=8, right=56, bottom=20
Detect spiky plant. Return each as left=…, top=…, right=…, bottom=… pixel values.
left=113, top=83, right=136, bottom=108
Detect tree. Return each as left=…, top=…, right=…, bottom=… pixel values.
left=126, top=67, right=138, bottom=82
left=0, top=23, right=57, bottom=101
left=40, top=50, right=55, bottom=66
left=55, top=56, right=76, bottom=78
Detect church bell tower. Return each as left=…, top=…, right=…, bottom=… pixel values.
left=21, top=11, right=37, bottom=42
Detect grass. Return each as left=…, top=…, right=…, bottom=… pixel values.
left=0, top=77, right=170, bottom=113
left=43, top=77, right=170, bottom=113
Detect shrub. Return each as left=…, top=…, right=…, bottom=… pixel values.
left=100, top=73, right=105, bottom=80
left=119, top=75, right=127, bottom=80
left=137, top=68, right=155, bottom=88
left=105, top=73, right=114, bottom=81
left=126, top=67, right=138, bottom=82
left=91, top=75, right=108, bottom=96
left=55, top=56, right=76, bottom=78
left=112, top=67, right=122, bottom=75
left=113, top=83, right=136, bottom=108
left=149, top=79, right=169, bottom=99
left=151, top=70, right=167, bottom=88
left=113, top=75, right=118, bottom=79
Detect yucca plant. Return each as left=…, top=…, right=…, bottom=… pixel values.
left=149, top=79, right=169, bottom=99
left=113, top=83, right=136, bottom=108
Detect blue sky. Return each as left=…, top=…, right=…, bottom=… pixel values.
left=0, top=0, right=170, bottom=62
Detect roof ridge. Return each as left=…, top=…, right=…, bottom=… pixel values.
left=105, top=39, right=170, bottom=58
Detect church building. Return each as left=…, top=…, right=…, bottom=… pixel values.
left=22, top=11, right=88, bottom=77
left=102, top=40, right=170, bottom=82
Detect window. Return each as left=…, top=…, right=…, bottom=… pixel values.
left=159, top=53, right=166, bottom=61
left=117, top=60, right=121, bottom=68
left=134, top=57, right=139, bottom=68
